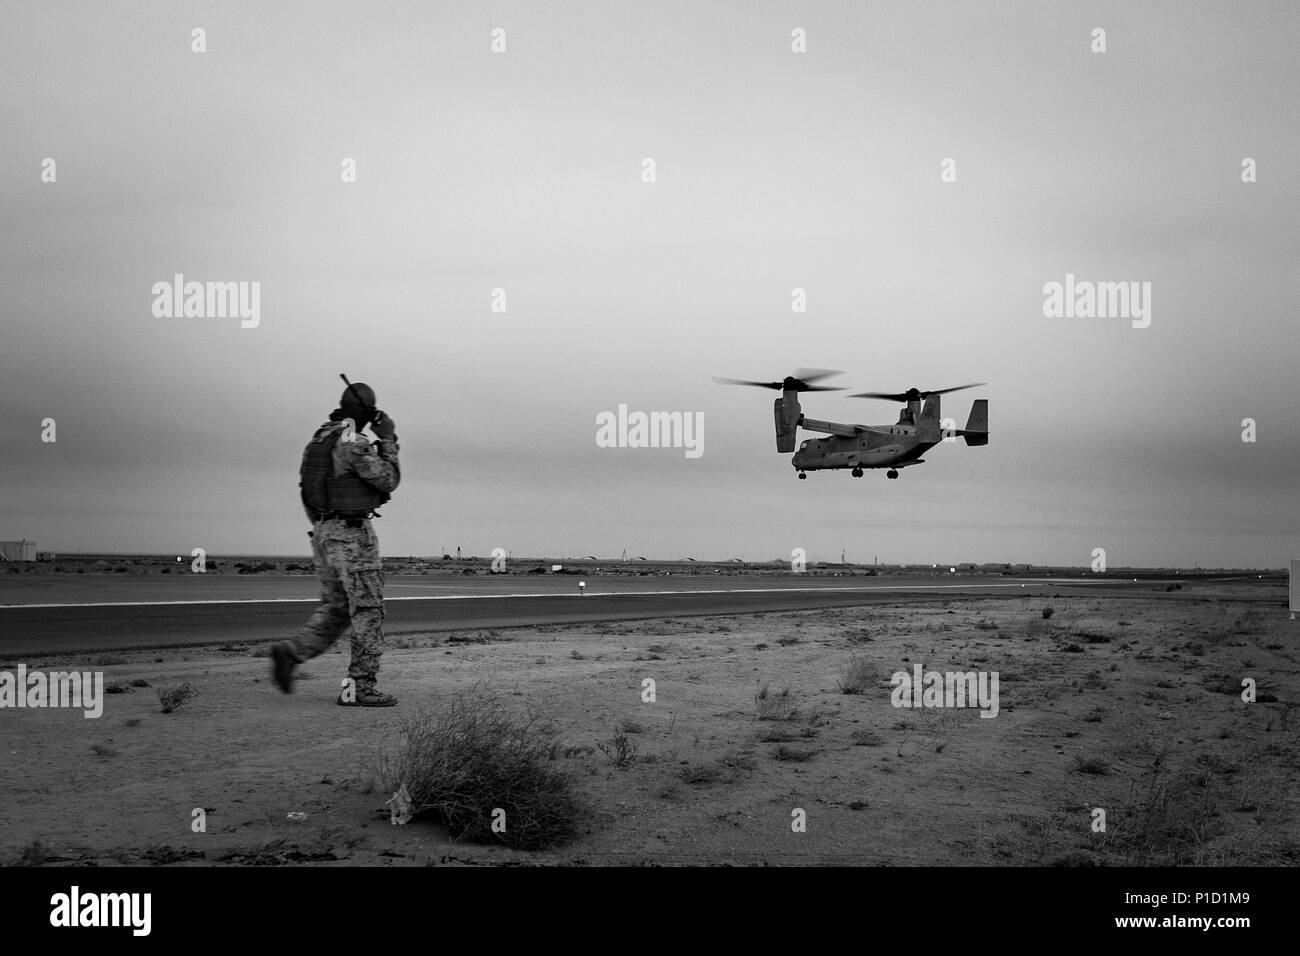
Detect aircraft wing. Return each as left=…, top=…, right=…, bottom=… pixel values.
left=798, top=417, right=861, bottom=439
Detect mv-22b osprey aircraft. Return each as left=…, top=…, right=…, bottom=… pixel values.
left=713, top=369, right=988, bottom=480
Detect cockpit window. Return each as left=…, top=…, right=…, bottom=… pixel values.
left=799, top=441, right=809, bottom=450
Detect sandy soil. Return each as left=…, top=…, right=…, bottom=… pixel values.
left=2, top=593, right=1296, bottom=866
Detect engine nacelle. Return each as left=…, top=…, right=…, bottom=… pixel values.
left=774, top=395, right=799, bottom=453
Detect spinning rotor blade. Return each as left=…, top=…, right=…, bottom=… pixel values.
left=848, top=382, right=985, bottom=402
left=712, top=368, right=845, bottom=392
left=791, top=367, right=844, bottom=385
left=712, top=377, right=787, bottom=390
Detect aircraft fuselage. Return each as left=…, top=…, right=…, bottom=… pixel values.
left=792, top=425, right=934, bottom=471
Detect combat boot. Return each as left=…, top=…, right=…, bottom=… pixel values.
left=270, top=641, right=298, bottom=693
left=337, top=685, right=397, bottom=707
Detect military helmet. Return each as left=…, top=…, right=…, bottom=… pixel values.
left=340, top=382, right=376, bottom=409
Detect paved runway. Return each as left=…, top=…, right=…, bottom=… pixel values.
left=0, top=573, right=1210, bottom=657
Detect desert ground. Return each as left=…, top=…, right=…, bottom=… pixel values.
left=2, top=589, right=1296, bottom=866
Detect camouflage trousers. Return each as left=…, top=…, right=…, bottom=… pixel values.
left=286, top=519, right=386, bottom=691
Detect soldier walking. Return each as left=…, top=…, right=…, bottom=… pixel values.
left=270, top=381, right=401, bottom=706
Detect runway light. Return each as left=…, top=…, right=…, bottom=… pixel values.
left=578, top=581, right=586, bottom=596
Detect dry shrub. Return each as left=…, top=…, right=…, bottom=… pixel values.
left=158, top=682, right=198, bottom=713
left=378, top=687, right=584, bottom=850
left=596, top=727, right=638, bottom=768
left=1071, top=754, right=1111, bottom=775
left=1023, top=618, right=1050, bottom=639
left=1108, top=755, right=1225, bottom=864
left=678, top=763, right=722, bottom=785
left=850, top=729, right=884, bottom=746
left=1231, top=607, right=1266, bottom=635
left=754, top=683, right=799, bottom=721
left=835, top=655, right=875, bottom=695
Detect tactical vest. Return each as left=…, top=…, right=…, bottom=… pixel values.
left=299, top=424, right=389, bottom=516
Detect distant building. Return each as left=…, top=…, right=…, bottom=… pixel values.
left=0, top=539, right=37, bottom=561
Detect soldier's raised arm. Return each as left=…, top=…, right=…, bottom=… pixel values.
left=346, top=412, right=400, bottom=493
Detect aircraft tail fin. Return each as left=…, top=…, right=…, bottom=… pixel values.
left=959, top=399, right=988, bottom=446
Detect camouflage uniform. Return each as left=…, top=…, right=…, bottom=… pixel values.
left=284, top=421, right=400, bottom=695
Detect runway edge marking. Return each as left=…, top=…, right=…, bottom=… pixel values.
left=0, top=580, right=1081, bottom=609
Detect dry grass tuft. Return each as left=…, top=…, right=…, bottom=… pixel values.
left=157, top=682, right=198, bottom=713
left=754, top=683, right=799, bottom=721
left=835, top=656, right=876, bottom=695
left=377, top=686, right=585, bottom=850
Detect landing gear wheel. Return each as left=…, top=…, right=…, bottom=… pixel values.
left=797, top=471, right=807, bottom=480
left=851, top=468, right=863, bottom=478
left=887, top=469, right=899, bottom=479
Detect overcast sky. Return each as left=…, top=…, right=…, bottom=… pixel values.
left=2, top=1, right=1297, bottom=567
